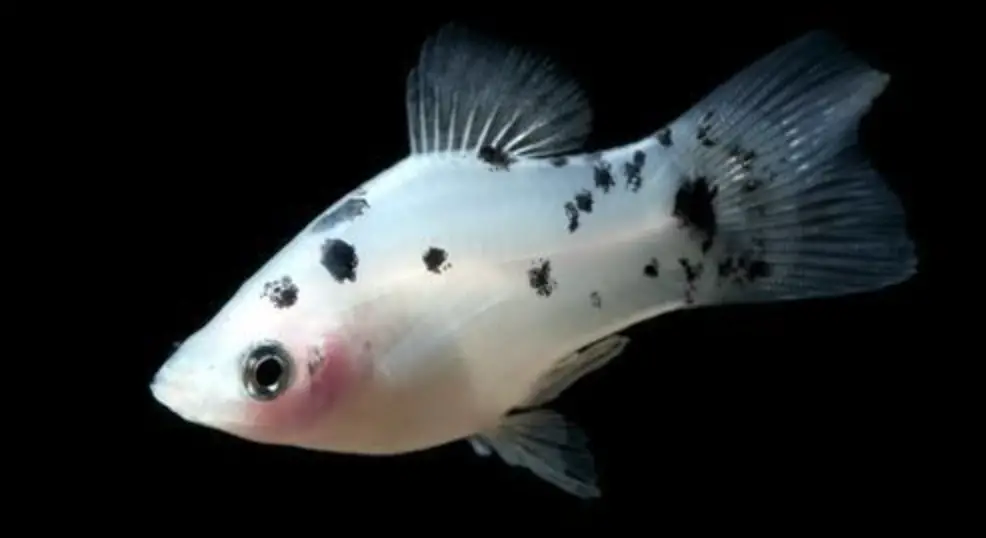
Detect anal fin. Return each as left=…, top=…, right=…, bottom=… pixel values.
left=472, top=409, right=599, bottom=499
left=468, top=334, right=630, bottom=498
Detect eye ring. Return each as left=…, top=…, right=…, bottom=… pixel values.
left=242, top=342, right=293, bottom=401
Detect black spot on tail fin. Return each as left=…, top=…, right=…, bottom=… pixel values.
left=667, top=31, right=916, bottom=306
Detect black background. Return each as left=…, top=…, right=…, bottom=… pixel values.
left=103, top=7, right=941, bottom=529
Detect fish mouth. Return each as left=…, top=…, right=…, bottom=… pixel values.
left=149, top=375, right=288, bottom=446
left=149, top=375, right=198, bottom=423
left=149, top=371, right=259, bottom=434
left=149, top=368, right=217, bottom=425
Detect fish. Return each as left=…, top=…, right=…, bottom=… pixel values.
left=150, top=23, right=917, bottom=499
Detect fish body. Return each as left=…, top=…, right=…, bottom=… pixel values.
left=151, top=24, right=917, bottom=498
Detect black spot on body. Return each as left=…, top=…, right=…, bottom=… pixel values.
left=550, top=156, right=568, bottom=167
left=623, top=150, right=646, bottom=192
left=679, top=258, right=703, bottom=304
left=574, top=190, right=594, bottom=213
left=527, top=259, right=557, bottom=297
left=673, top=175, right=719, bottom=252
left=262, top=276, right=299, bottom=309
left=564, top=201, right=580, bottom=233
left=478, top=145, right=514, bottom=170
left=590, top=291, right=602, bottom=308
left=679, top=258, right=702, bottom=284
left=312, top=197, right=369, bottom=233
left=422, top=247, right=450, bottom=274
left=593, top=161, right=615, bottom=193
left=643, top=258, right=659, bottom=278
left=656, top=127, right=672, bottom=147
left=320, top=238, right=358, bottom=283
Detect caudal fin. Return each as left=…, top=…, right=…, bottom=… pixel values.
left=665, top=31, right=917, bottom=305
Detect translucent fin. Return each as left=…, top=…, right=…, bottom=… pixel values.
left=665, top=31, right=917, bottom=305
left=466, top=337, right=624, bottom=497
left=469, top=437, right=493, bottom=457
left=473, top=410, right=599, bottom=499
left=522, top=334, right=630, bottom=408
left=405, top=23, right=592, bottom=159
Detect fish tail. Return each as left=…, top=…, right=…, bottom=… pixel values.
left=662, top=31, right=917, bottom=306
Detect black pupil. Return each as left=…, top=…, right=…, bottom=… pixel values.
left=255, top=356, right=283, bottom=388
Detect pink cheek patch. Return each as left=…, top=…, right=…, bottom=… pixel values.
left=304, top=333, right=359, bottom=411
left=242, top=334, right=358, bottom=436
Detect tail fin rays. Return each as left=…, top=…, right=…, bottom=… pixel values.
left=665, top=31, right=916, bottom=305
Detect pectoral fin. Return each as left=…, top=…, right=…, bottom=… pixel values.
left=469, top=437, right=493, bottom=457
left=522, top=334, right=630, bottom=408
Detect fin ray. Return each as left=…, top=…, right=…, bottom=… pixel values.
left=473, top=410, right=599, bottom=499
left=465, top=337, right=628, bottom=498
left=663, top=31, right=916, bottom=305
left=522, top=334, right=630, bottom=408
left=406, top=23, right=592, bottom=159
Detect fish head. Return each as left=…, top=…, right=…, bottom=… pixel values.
left=150, top=264, right=366, bottom=447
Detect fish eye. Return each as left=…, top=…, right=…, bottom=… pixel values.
left=242, top=342, right=293, bottom=401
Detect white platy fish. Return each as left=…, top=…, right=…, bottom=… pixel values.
left=150, top=24, right=917, bottom=498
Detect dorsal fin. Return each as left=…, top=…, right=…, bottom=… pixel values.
left=405, top=23, right=592, bottom=160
